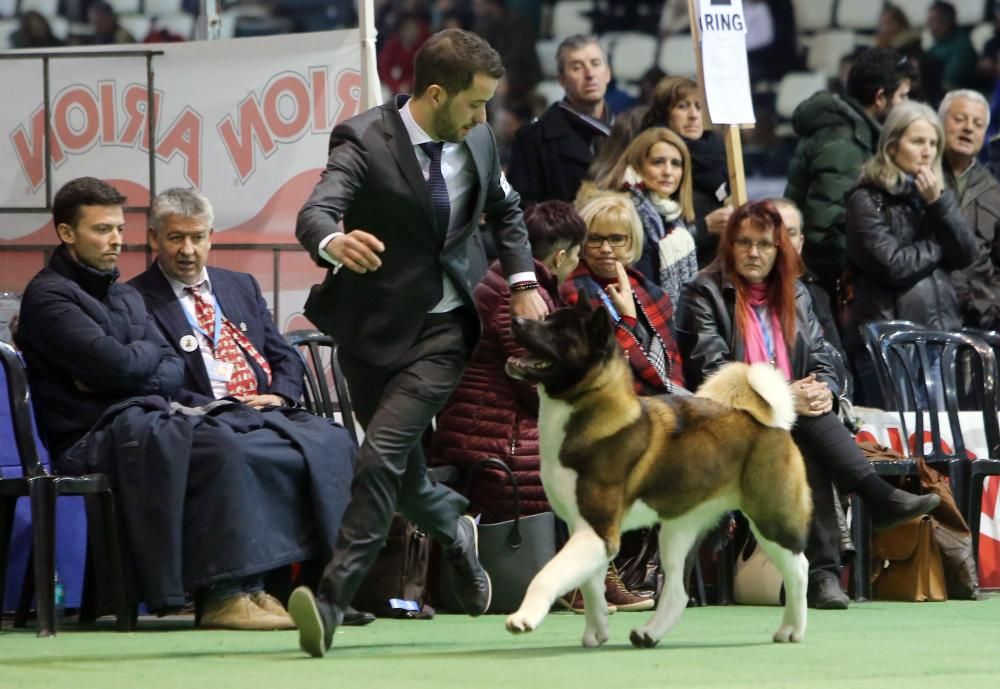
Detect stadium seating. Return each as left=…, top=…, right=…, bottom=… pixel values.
left=658, top=34, right=697, bottom=79
left=792, top=0, right=835, bottom=33
left=836, top=0, right=882, bottom=32
left=551, top=0, right=591, bottom=38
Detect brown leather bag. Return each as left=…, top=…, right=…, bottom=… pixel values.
left=353, top=514, right=432, bottom=617
left=871, top=515, right=947, bottom=602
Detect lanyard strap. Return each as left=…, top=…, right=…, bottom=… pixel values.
left=753, top=304, right=776, bottom=364
left=184, top=290, right=224, bottom=349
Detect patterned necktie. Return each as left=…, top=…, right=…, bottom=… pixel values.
left=418, top=141, right=451, bottom=234
left=187, top=284, right=271, bottom=396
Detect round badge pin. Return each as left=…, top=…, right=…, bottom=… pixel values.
left=180, top=335, right=199, bottom=353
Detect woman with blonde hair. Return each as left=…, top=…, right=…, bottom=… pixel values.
left=844, top=100, right=975, bottom=405
left=587, top=127, right=697, bottom=309
left=563, top=192, right=686, bottom=395
left=643, top=76, right=733, bottom=266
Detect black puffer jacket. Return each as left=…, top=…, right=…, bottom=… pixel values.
left=676, top=269, right=839, bottom=396
left=15, top=245, right=184, bottom=459
left=844, top=183, right=976, bottom=345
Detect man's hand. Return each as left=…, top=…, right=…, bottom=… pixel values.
left=327, top=230, right=385, bottom=273
left=705, top=206, right=734, bottom=236
left=510, top=288, right=548, bottom=321
left=790, top=374, right=833, bottom=417
left=238, top=394, right=286, bottom=409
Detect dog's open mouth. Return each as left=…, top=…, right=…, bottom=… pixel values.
left=506, top=355, right=553, bottom=379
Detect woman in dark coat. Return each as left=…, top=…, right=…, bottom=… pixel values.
left=844, top=100, right=976, bottom=405
left=643, top=76, right=734, bottom=267
left=677, top=201, right=940, bottom=610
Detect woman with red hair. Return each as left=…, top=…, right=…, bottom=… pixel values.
left=677, top=200, right=939, bottom=610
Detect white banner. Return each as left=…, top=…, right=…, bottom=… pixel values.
left=0, top=29, right=364, bottom=330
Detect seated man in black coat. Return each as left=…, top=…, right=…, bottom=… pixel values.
left=16, top=177, right=356, bottom=630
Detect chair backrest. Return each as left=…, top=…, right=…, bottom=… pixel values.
left=284, top=329, right=359, bottom=446
left=775, top=71, right=827, bottom=119
left=895, top=0, right=934, bottom=28
left=835, top=0, right=882, bottom=31
left=0, top=341, right=48, bottom=479
left=551, top=0, right=592, bottom=38
left=805, top=30, right=857, bottom=78
left=879, top=329, right=1000, bottom=460
left=610, top=32, right=658, bottom=82
left=792, top=0, right=835, bottom=32
left=860, top=320, right=923, bottom=410
left=657, top=34, right=697, bottom=79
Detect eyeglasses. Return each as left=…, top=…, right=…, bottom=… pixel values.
left=732, top=237, right=777, bottom=253
left=585, top=233, right=629, bottom=248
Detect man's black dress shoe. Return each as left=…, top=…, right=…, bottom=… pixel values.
left=288, top=586, right=336, bottom=658
left=444, top=515, right=492, bottom=615
left=342, top=606, right=376, bottom=626
left=808, top=573, right=850, bottom=610
left=871, top=490, right=940, bottom=531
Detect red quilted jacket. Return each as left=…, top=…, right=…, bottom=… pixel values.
left=429, top=260, right=560, bottom=522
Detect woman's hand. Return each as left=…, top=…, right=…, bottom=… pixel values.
left=705, top=206, right=734, bottom=236
left=915, top=165, right=943, bottom=205
left=790, top=374, right=834, bottom=417
left=605, top=261, right=637, bottom=320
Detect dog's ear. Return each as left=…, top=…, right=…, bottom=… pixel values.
left=587, top=304, right=614, bottom=348
left=575, top=288, right=593, bottom=313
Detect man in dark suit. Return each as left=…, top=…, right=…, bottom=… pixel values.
left=507, top=34, right=613, bottom=206
left=291, top=28, right=547, bottom=657
left=130, top=188, right=305, bottom=410
left=129, top=187, right=368, bottom=626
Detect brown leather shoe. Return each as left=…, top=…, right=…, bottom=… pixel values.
left=250, top=592, right=292, bottom=620
left=604, top=564, right=655, bottom=612
left=556, top=589, right=618, bottom=615
left=202, top=593, right=296, bottom=630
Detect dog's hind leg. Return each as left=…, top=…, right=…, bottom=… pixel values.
left=629, top=519, right=699, bottom=649
left=579, top=568, right=610, bottom=648
left=506, top=528, right=608, bottom=636
left=748, top=520, right=809, bottom=643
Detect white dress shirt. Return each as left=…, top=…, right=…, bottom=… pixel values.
left=317, top=100, right=534, bottom=312
left=162, top=265, right=231, bottom=400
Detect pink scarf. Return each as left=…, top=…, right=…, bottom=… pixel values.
left=741, top=282, right=792, bottom=380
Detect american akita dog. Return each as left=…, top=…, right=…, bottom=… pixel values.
left=504, top=299, right=812, bottom=648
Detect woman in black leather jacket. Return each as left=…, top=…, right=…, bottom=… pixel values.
left=677, top=201, right=939, bottom=610
left=845, top=100, right=976, bottom=405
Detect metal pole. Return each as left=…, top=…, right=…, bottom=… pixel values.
left=43, top=57, right=51, bottom=209
left=199, top=0, right=222, bottom=41
left=272, top=247, right=280, bottom=326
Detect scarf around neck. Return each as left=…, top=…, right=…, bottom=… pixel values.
left=741, top=282, right=792, bottom=380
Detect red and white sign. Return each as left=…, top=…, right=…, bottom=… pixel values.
left=854, top=407, right=1000, bottom=588
left=0, top=29, right=363, bottom=330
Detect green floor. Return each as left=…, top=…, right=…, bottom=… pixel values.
left=3, top=597, right=1000, bottom=689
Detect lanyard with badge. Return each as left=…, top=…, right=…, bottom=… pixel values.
left=180, top=293, right=235, bottom=386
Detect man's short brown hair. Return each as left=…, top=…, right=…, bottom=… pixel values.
left=412, top=28, right=504, bottom=98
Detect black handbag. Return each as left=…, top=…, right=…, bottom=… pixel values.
left=440, top=457, right=558, bottom=614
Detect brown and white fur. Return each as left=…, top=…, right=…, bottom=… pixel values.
left=504, top=300, right=812, bottom=648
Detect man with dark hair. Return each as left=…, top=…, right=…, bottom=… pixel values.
left=292, top=28, right=547, bottom=657
left=16, top=177, right=341, bottom=630
left=923, top=1, right=978, bottom=104
left=507, top=34, right=613, bottom=206
left=785, top=47, right=914, bottom=305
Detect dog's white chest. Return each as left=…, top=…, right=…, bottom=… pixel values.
left=538, top=394, right=583, bottom=527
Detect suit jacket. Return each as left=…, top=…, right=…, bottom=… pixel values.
left=129, top=264, right=304, bottom=407
left=296, top=95, right=535, bottom=366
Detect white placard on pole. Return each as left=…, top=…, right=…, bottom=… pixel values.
left=696, top=0, right=755, bottom=126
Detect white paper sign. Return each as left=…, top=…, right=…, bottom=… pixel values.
left=696, top=0, right=756, bottom=125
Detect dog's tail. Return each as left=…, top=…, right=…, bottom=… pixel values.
left=695, top=362, right=796, bottom=431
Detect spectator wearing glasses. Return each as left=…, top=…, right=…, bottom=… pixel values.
left=562, top=193, right=686, bottom=395
left=586, top=127, right=698, bottom=309
left=677, top=200, right=941, bottom=610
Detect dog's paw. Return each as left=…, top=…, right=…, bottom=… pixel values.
left=629, top=628, right=660, bottom=649
left=772, top=624, right=805, bottom=643
left=506, top=612, right=536, bottom=635
left=581, top=628, right=609, bottom=648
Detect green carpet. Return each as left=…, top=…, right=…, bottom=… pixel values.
left=3, top=597, right=999, bottom=689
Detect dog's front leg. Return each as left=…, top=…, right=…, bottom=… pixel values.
left=506, top=528, right=608, bottom=635
left=579, top=568, right=610, bottom=648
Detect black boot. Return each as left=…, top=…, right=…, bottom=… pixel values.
left=444, top=515, right=493, bottom=615
left=808, top=572, right=849, bottom=610
left=870, top=489, right=940, bottom=531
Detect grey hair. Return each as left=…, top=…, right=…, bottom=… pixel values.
left=149, top=187, right=214, bottom=231
left=859, top=101, right=944, bottom=194
left=556, top=34, right=603, bottom=76
left=938, top=89, right=991, bottom=130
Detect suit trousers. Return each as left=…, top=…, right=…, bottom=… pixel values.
left=793, top=411, right=875, bottom=580
left=316, top=311, right=472, bottom=615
